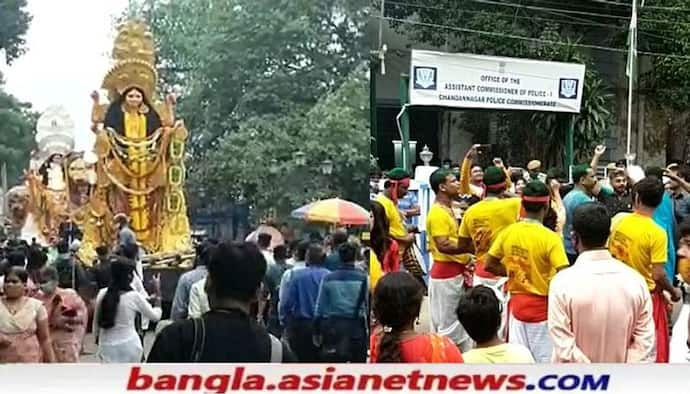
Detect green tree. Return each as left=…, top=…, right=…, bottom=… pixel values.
left=0, top=0, right=35, bottom=185
left=0, top=80, right=37, bottom=184
left=127, top=0, right=367, bottom=154
left=0, top=0, right=31, bottom=64
left=202, top=74, right=369, bottom=219
left=123, top=0, right=369, bottom=220
left=635, top=1, right=690, bottom=160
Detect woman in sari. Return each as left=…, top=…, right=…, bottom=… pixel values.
left=35, top=265, right=87, bottom=362
left=370, top=271, right=463, bottom=363
left=0, top=266, right=55, bottom=363
left=369, top=201, right=400, bottom=291
left=100, top=86, right=165, bottom=246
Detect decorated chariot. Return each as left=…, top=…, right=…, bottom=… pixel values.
left=8, top=20, right=195, bottom=270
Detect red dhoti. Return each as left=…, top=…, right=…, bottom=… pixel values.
left=651, top=289, right=669, bottom=363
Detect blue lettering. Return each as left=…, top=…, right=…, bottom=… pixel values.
left=558, top=375, right=580, bottom=390
left=538, top=375, right=558, bottom=391
left=581, top=375, right=610, bottom=391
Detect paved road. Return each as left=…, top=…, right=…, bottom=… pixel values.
left=417, top=296, right=431, bottom=333
left=80, top=330, right=157, bottom=363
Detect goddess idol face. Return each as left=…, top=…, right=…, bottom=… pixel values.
left=124, top=88, right=144, bottom=110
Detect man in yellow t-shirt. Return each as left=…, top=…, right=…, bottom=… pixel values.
left=426, top=169, right=474, bottom=351
left=375, top=168, right=423, bottom=286
left=485, top=181, right=568, bottom=363
left=458, top=166, right=521, bottom=282
left=608, top=176, right=681, bottom=363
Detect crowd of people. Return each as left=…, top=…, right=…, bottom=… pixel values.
left=0, top=214, right=371, bottom=363
left=369, top=144, right=690, bottom=363
left=152, top=228, right=369, bottom=363
left=0, top=215, right=163, bottom=363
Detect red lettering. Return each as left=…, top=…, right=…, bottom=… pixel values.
left=383, top=375, right=406, bottom=390
left=322, top=369, right=334, bottom=390
left=231, top=367, right=244, bottom=390
left=332, top=375, right=356, bottom=390
left=126, top=367, right=152, bottom=390
left=449, top=374, right=472, bottom=390
left=423, top=375, right=448, bottom=390
left=205, top=375, right=231, bottom=393
left=178, top=374, right=203, bottom=390
left=242, top=374, right=265, bottom=390
left=278, top=375, right=300, bottom=390
left=506, top=374, right=527, bottom=390
left=473, top=374, right=507, bottom=390
left=302, top=375, right=321, bottom=390
left=153, top=375, right=177, bottom=390
left=357, top=375, right=382, bottom=390
left=407, top=370, right=424, bottom=390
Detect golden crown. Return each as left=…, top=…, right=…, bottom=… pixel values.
left=102, top=59, right=157, bottom=100
left=102, top=20, right=157, bottom=100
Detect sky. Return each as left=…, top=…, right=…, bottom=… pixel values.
left=0, top=0, right=129, bottom=152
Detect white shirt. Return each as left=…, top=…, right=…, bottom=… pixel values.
left=93, top=288, right=162, bottom=346
left=548, top=250, right=654, bottom=363
left=277, top=260, right=307, bottom=323
left=262, top=250, right=275, bottom=266
left=188, top=278, right=209, bottom=318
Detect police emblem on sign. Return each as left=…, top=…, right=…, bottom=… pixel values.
left=559, top=78, right=578, bottom=99
left=413, top=66, right=437, bottom=90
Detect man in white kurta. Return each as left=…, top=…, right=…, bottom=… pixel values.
left=548, top=203, right=655, bottom=362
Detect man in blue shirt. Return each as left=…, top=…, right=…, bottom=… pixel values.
left=324, top=229, right=348, bottom=271
left=563, top=164, right=597, bottom=264
left=280, top=243, right=330, bottom=362
left=647, top=167, right=677, bottom=283
left=397, top=190, right=420, bottom=227
left=314, top=242, right=368, bottom=362
left=170, top=240, right=215, bottom=320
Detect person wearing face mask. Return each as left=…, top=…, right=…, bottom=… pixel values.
left=375, top=168, right=424, bottom=289
left=0, top=266, right=56, bottom=363
left=35, top=266, right=87, bottom=362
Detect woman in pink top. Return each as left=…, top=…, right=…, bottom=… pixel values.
left=35, top=265, right=87, bottom=362
left=0, top=266, right=56, bottom=363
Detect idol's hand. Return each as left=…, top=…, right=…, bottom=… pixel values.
left=90, top=90, right=100, bottom=104
left=165, top=93, right=177, bottom=106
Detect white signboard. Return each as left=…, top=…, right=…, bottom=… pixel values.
left=409, top=50, right=586, bottom=113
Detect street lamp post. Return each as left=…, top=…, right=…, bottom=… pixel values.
left=269, top=159, right=279, bottom=175
left=320, top=159, right=333, bottom=175
left=419, top=145, right=433, bottom=166
left=293, top=151, right=306, bottom=167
